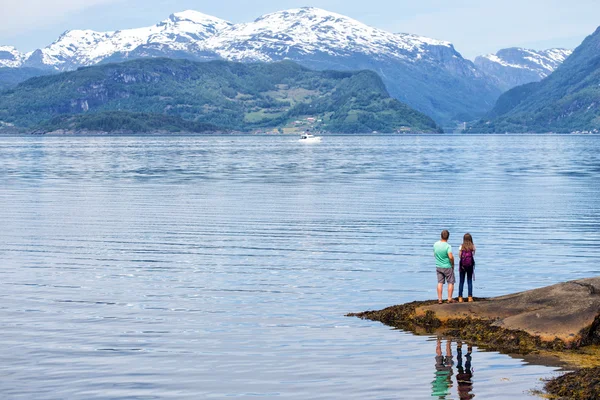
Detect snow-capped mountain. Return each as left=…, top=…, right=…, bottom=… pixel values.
left=22, top=11, right=232, bottom=70
left=0, top=46, right=28, bottom=68
left=470, top=26, right=600, bottom=133
left=11, top=8, right=461, bottom=70
left=474, top=47, right=573, bottom=91
left=204, top=8, right=498, bottom=123
left=1, top=7, right=501, bottom=124
left=205, top=8, right=452, bottom=62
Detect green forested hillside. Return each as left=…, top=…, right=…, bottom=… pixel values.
left=40, top=112, right=219, bottom=133
left=0, top=67, right=51, bottom=91
left=0, top=58, right=441, bottom=133
left=469, top=26, right=600, bottom=133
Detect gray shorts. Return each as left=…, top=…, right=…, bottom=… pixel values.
left=437, top=268, right=455, bottom=284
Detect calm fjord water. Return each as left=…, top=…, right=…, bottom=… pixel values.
left=1, top=135, right=600, bottom=399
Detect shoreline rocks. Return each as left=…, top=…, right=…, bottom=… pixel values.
left=348, top=277, right=600, bottom=399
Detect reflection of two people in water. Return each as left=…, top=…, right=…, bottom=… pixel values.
left=432, top=338, right=474, bottom=399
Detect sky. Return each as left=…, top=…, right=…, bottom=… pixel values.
left=1, top=0, right=599, bottom=59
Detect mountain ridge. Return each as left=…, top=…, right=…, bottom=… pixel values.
left=468, top=26, right=600, bottom=133
left=474, top=47, right=572, bottom=91
left=2, top=8, right=454, bottom=71
left=0, top=7, right=499, bottom=125
left=0, top=58, right=442, bottom=134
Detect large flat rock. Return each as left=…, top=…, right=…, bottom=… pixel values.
left=417, top=277, right=600, bottom=343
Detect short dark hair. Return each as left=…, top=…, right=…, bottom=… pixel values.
left=441, top=230, right=450, bottom=240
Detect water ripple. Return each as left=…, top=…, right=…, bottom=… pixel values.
left=1, top=135, right=599, bottom=398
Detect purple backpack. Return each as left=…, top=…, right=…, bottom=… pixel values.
left=460, top=249, right=475, bottom=270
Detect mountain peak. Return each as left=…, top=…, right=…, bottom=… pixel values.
left=395, top=32, right=452, bottom=49
left=475, top=46, right=573, bottom=91
left=0, top=45, right=26, bottom=68
left=470, top=27, right=600, bottom=133
left=22, top=10, right=236, bottom=70
left=251, top=7, right=376, bottom=30
left=7, top=7, right=460, bottom=70
left=478, top=47, right=572, bottom=72
left=256, top=7, right=348, bottom=19
left=208, top=6, right=456, bottom=64
left=169, top=10, right=232, bottom=26
left=0, top=45, right=20, bottom=52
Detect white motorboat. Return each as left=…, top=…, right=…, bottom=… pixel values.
left=299, top=133, right=322, bottom=143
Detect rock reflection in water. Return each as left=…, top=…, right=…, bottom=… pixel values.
left=432, top=338, right=474, bottom=399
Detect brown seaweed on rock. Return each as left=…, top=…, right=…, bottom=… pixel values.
left=545, top=367, right=600, bottom=400
left=348, top=300, right=442, bottom=333
left=349, top=277, right=600, bottom=400
left=348, top=299, right=563, bottom=354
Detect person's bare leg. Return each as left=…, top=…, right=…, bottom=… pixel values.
left=437, top=283, right=443, bottom=302
left=448, top=283, right=454, bottom=301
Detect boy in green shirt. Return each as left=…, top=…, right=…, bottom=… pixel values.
left=434, top=230, right=455, bottom=303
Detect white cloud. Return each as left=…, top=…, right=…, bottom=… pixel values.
left=0, top=0, right=122, bottom=37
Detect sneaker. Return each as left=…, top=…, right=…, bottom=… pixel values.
left=468, top=296, right=474, bottom=302
left=458, top=297, right=464, bottom=303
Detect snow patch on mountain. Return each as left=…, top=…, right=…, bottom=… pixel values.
left=0, top=46, right=27, bottom=68
left=19, top=10, right=232, bottom=70
left=41, top=30, right=115, bottom=68
left=3, top=7, right=457, bottom=69
left=477, top=47, right=572, bottom=78
left=395, top=33, right=452, bottom=49
left=474, top=47, right=573, bottom=91
left=207, top=8, right=452, bottom=62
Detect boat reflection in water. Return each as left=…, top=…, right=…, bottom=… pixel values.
left=432, top=338, right=474, bottom=399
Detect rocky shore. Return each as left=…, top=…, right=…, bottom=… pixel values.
left=348, top=277, right=600, bottom=399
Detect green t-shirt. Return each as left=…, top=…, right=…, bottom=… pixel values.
left=434, top=241, right=453, bottom=269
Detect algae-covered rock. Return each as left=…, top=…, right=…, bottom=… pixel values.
left=417, top=277, right=600, bottom=346
left=352, top=277, right=600, bottom=349
left=350, top=277, right=600, bottom=400
left=348, top=300, right=442, bottom=333
left=545, top=367, right=600, bottom=400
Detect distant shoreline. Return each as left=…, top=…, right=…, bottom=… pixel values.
left=1, top=130, right=599, bottom=137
